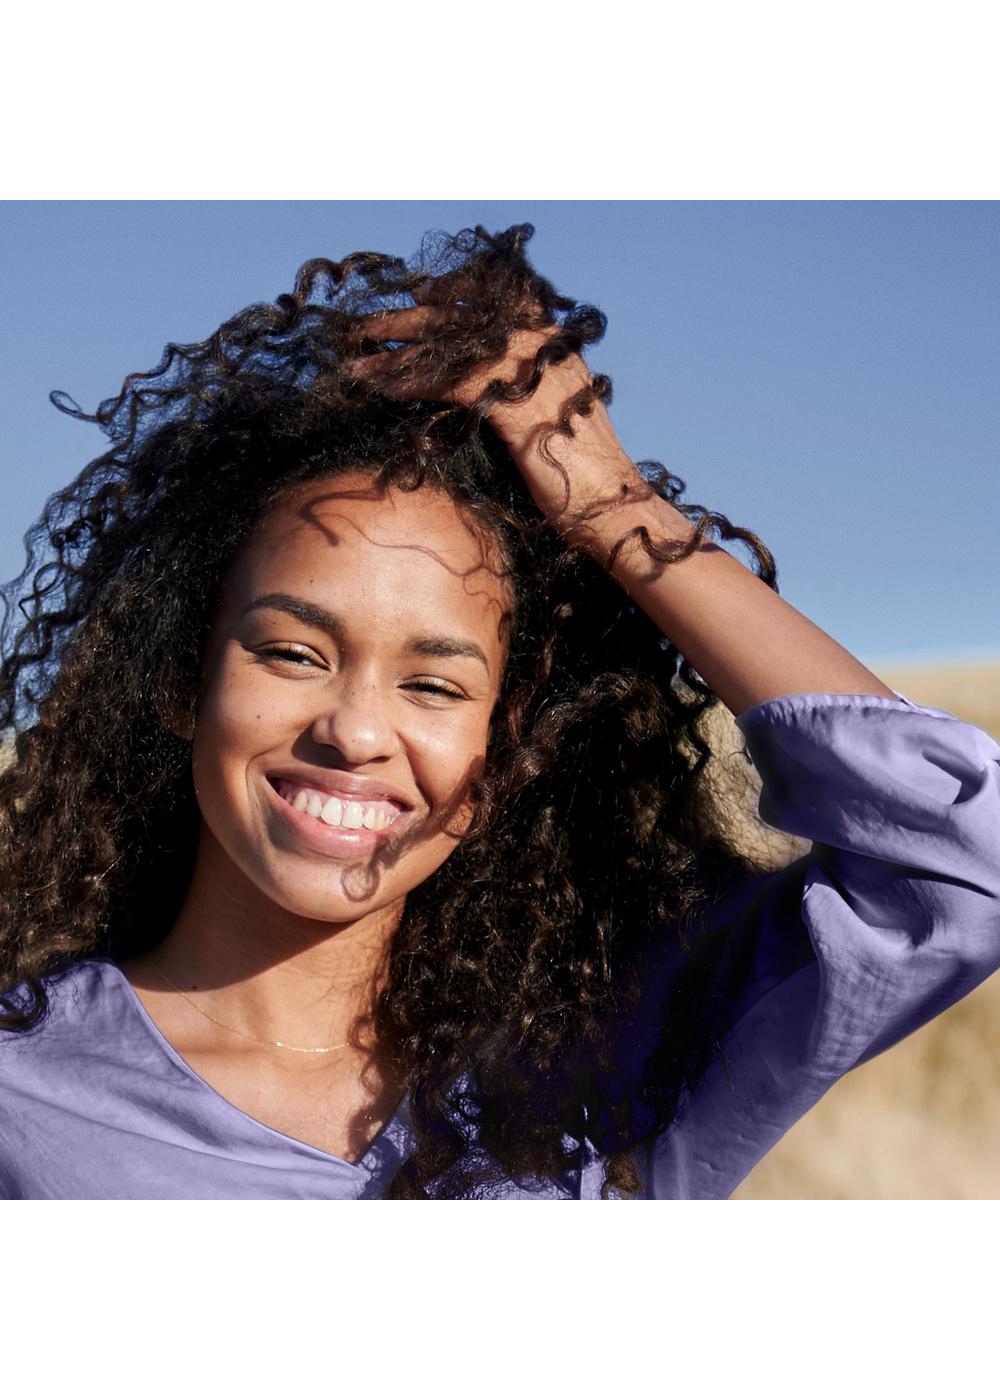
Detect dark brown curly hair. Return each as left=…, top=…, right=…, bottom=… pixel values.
left=0, top=223, right=781, bottom=1198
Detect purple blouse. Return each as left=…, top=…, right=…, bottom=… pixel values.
left=2, top=690, right=999, bottom=1199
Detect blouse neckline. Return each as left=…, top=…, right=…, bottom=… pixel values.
left=84, top=956, right=412, bottom=1175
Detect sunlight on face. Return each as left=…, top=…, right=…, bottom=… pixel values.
left=189, top=471, right=512, bottom=931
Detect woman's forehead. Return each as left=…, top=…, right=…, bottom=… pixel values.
left=224, top=474, right=513, bottom=640
left=269, top=474, right=491, bottom=549
left=252, top=477, right=504, bottom=575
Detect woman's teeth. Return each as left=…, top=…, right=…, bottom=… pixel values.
left=275, top=782, right=399, bottom=831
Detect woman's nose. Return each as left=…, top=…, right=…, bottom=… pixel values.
left=309, top=677, right=400, bottom=764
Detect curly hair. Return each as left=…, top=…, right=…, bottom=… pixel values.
left=0, top=223, right=782, bottom=1198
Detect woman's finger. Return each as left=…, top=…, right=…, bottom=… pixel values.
left=341, top=342, right=421, bottom=375
left=346, top=305, right=456, bottom=344
left=341, top=342, right=451, bottom=399
left=412, top=277, right=461, bottom=307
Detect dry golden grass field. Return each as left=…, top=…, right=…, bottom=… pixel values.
left=2, top=660, right=997, bottom=1197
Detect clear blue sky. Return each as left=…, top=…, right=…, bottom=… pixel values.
left=2, top=201, right=997, bottom=668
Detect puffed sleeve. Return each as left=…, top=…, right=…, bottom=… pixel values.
left=643, top=690, right=1000, bottom=1199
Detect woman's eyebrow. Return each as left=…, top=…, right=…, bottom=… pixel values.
left=242, top=592, right=491, bottom=673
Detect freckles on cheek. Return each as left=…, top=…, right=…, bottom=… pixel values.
left=424, top=720, right=490, bottom=803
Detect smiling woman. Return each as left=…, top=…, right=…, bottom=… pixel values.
left=112, top=471, right=515, bottom=1162
left=1, top=223, right=999, bottom=1199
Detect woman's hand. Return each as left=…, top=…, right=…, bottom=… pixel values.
left=341, top=280, right=650, bottom=547
left=343, top=280, right=581, bottom=430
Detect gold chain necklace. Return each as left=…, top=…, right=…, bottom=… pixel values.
left=146, top=951, right=350, bottom=1055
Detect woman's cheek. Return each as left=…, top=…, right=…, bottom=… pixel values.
left=422, top=708, right=488, bottom=781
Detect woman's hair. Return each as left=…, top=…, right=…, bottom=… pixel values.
left=0, top=223, right=781, bottom=1197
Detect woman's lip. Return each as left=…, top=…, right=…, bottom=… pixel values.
left=263, top=775, right=411, bottom=856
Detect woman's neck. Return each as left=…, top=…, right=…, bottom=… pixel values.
left=142, top=831, right=402, bottom=1054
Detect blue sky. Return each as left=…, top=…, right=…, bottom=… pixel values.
left=2, top=201, right=997, bottom=669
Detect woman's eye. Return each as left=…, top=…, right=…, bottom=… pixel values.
left=407, top=680, right=465, bottom=699
left=258, top=645, right=317, bottom=667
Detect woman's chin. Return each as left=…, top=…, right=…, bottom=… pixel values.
left=251, top=859, right=404, bottom=925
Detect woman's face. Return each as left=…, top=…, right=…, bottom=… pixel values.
left=188, top=471, right=511, bottom=931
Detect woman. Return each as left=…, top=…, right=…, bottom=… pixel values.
left=1, top=223, right=997, bottom=1199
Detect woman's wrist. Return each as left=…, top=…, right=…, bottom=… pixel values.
left=495, top=396, right=696, bottom=567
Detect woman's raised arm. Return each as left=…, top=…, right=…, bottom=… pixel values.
left=501, top=389, right=899, bottom=717
left=343, top=291, right=896, bottom=719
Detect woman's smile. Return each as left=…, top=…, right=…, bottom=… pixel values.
left=264, top=773, right=416, bottom=859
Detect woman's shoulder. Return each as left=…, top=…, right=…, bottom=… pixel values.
left=0, top=957, right=125, bottom=1054
left=0, top=958, right=147, bottom=1190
